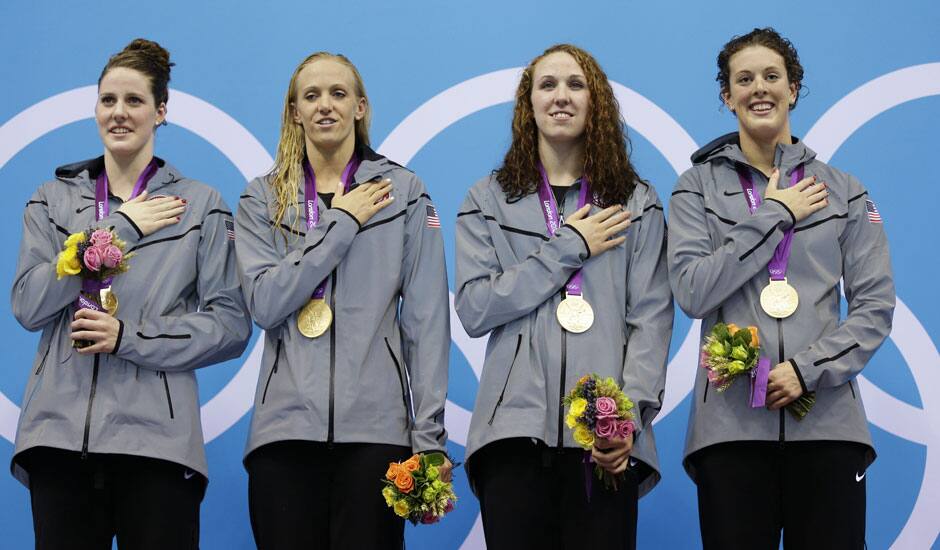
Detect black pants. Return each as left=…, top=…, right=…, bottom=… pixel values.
left=692, top=440, right=869, bottom=550
left=246, top=440, right=412, bottom=550
left=21, top=446, right=204, bottom=550
left=471, top=438, right=642, bottom=550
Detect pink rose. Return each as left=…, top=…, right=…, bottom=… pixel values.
left=595, top=396, right=617, bottom=419
left=595, top=416, right=617, bottom=439
left=90, top=229, right=112, bottom=247
left=616, top=420, right=636, bottom=440
left=102, top=245, right=123, bottom=268
left=83, top=246, right=102, bottom=272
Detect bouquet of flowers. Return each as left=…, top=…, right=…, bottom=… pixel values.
left=382, top=452, right=457, bottom=525
left=56, top=228, right=133, bottom=346
left=701, top=322, right=814, bottom=419
left=563, top=374, right=636, bottom=490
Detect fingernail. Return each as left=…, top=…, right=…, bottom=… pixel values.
left=181, top=199, right=187, bottom=204
left=176, top=217, right=181, bottom=221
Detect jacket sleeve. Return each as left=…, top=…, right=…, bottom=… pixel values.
left=454, top=188, right=590, bottom=338
left=668, top=168, right=795, bottom=319
left=113, top=192, right=252, bottom=371
left=234, top=177, right=360, bottom=330
left=621, top=188, right=674, bottom=433
left=11, top=185, right=82, bottom=331
left=788, top=177, right=895, bottom=390
left=398, top=175, right=450, bottom=453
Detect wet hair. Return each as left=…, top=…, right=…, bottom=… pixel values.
left=495, top=44, right=638, bottom=207
left=717, top=27, right=804, bottom=110
left=269, top=52, right=371, bottom=236
left=98, top=38, right=173, bottom=106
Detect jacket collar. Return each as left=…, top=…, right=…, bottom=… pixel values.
left=55, top=156, right=182, bottom=195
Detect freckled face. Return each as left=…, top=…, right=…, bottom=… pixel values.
left=531, top=51, right=590, bottom=147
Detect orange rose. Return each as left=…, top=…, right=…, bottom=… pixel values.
left=726, top=323, right=739, bottom=335
left=394, top=470, right=414, bottom=493
left=386, top=462, right=402, bottom=481
left=402, top=455, right=421, bottom=473
left=748, top=326, right=759, bottom=347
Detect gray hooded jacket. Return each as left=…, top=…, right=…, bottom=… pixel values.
left=11, top=157, right=251, bottom=485
left=235, top=147, right=449, bottom=458
left=455, top=174, right=673, bottom=497
left=668, top=134, right=895, bottom=479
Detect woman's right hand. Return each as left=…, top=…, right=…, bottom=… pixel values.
left=331, top=178, right=394, bottom=225
left=763, top=168, right=828, bottom=222
left=564, top=204, right=632, bottom=257
left=116, top=190, right=186, bottom=236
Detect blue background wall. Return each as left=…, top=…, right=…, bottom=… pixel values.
left=1, top=1, right=938, bottom=547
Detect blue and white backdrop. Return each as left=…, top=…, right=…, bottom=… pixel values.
left=1, top=1, right=938, bottom=548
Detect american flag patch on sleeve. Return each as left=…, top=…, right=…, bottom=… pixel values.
left=426, top=204, right=440, bottom=228
left=865, top=199, right=882, bottom=224
left=224, top=219, right=236, bottom=240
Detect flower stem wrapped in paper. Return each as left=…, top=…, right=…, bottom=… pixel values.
left=381, top=452, right=457, bottom=525
left=701, top=322, right=814, bottom=419
left=563, top=374, right=636, bottom=492
left=56, top=228, right=133, bottom=347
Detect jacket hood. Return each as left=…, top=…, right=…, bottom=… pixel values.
left=54, top=156, right=183, bottom=195
left=691, top=132, right=817, bottom=177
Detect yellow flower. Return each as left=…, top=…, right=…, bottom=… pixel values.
left=728, top=360, right=747, bottom=375
left=393, top=499, right=411, bottom=518
left=56, top=248, right=82, bottom=279
left=64, top=232, right=86, bottom=248
left=731, top=345, right=748, bottom=361
left=382, top=486, right=397, bottom=506
left=569, top=397, right=587, bottom=418
left=565, top=413, right=578, bottom=429
left=573, top=424, right=595, bottom=449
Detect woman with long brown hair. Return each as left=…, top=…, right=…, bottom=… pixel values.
left=235, top=52, right=451, bottom=549
left=455, top=44, right=673, bottom=549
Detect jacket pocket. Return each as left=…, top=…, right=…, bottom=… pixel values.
left=34, top=342, right=51, bottom=376
left=384, top=338, right=410, bottom=428
left=702, top=375, right=710, bottom=403
left=848, top=379, right=857, bottom=400
left=260, top=339, right=282, bottom=405
left=160, top=371, right=175, bottom=419
left=488, top=334, right=523, bottom=425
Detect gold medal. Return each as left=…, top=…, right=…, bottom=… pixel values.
left=760, top=278, right=799, bottom=318
left=297, top=299, right=333, bottom=338
left=100, top=287, right=118, bottom=316
left=556, top=294, right=594, bottom=333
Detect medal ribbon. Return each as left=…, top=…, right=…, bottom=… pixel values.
left=736, top=164, right=804, bottom=281
left=86, top=159, right=159, bottom=297
left=736, top=164, right=804, bottom=408
left=536, top=163, right=591, bottom=298
left=302, top=155, right=360, bottom=300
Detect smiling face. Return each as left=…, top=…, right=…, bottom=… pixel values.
left=723, top=45, right=797, bottom=146
left=530, top=51, right=591, bottom=148
left=291, top=58, right=366, bottom=154
left=95, top=67, right=165, bottom=161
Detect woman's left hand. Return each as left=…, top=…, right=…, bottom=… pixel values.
left=70, top=308, right=120, bottom=354
left=766, top=361, right=804, bottom=410
left=592, top=434, right=634, bottom=474
left=439, top=456, right=454, bottom=483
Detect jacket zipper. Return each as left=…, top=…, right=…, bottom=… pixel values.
left=81, top=354, right=101, bottom=458
left=160, top=371, right=175, bottom=419
left=328, top=270, right=337, bottom=447
left=557, top=291, right=568, bottom=450
left=778, top=319, right=785, bottom=445
left=260, top=339, right=282, bottom=405
left=384, top=338, right=411, bottom=428
left=488, top=334, right=523, bottom=425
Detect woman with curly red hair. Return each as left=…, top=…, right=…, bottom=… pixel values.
left=455, top=44, right=673, bottom=548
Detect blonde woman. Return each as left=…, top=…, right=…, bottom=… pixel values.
left=235, top=52, right=452, bottom=549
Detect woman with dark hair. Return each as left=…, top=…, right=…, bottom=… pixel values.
left=235, top=52, right=451, bottom=549
left=669, top=27, right=895, bottom=549
left=455, top=43, right=673, bottom=549
left=11, top=39, right=251, bottom=549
